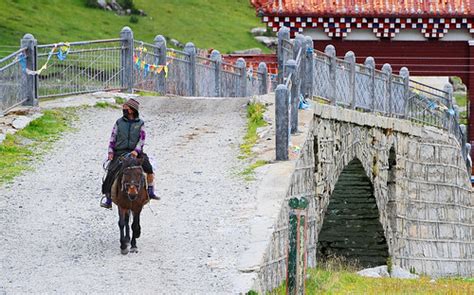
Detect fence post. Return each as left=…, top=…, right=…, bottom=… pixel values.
left=344, top=51, right=356, bottom=109
left=287, top=197, right=309, bottom=294
left=258, top=62, right=268, bottom=95
left=382, top=63, right=393, bottom=115
left=154, top=35, right=167, bottom=95
left=303, top=36, right=314, bottom=99
left=184, top=42, right=197, bottom=96
left=285, top=59, right=298, bottom=134
left=365, top=57, right=376, bottom=112
left=277, top=26, right=290, bottom=85
left=443, top=83, right=454, bottom=131
left=325, top=45, right=336, bottom=106
left=236, top=58, right=247, bottom=97
left=120, top=26, right=134, bottom=93
left=20, top=33, right=38, bottom=107
left=293, top=34, right=304, bottom=59
left=210, top=50, right=222, bottom=97
left=399, top=67, right=410, bottom=119
left=276, top=84, right=290, bottom=161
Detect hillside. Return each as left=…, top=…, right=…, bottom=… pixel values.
left=0, top=0, right=268, bottom=55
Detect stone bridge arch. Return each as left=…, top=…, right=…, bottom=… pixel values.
left=307, top=104, right=472, bottom=276
left=313, top=117, right=398, bottom=266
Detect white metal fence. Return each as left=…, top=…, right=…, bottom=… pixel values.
left=0, top=27, right=269, bottom=115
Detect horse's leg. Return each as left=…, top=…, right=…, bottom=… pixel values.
left=130, top=212, right=141, bottom=253
left=118, top=207, right=131, bottom=255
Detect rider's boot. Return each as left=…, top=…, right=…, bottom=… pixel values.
left=100, top=193, right=112, bottom=209
left=147, top=174, right=160, bottom=200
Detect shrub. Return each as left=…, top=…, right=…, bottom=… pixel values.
left=129, top=15, right=139, bottom=24
left=118, top=0, right=134, bottom=10
left=85, top=0, right=99, bottom=8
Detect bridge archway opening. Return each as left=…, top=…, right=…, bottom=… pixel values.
left=317, top=158, right=389, bottom=267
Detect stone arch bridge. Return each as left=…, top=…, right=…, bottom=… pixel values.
left=251, top=99, right=473, bottom=291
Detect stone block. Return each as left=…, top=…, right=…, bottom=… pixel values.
left=426, top=165, right=444, bottom=182
left=410, top=163, right=425, bottom=180
left=418, top=183, right=436, bottom=202
left=12, top=116, right=32, bottom=129
left=420, top=145, right=435, bottom=162
left=407, top=182, right=418, bottom=200
left=418, top=224, right=434, bottom=239
left=408, top=224, right=418, bottom=237
left=439, top=224, right=454, bottom=239
left=407, top=142, right=418, bottom=159
left=439, top=147, right=454, bottom=164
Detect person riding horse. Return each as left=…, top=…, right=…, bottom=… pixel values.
left=101, top=98, right=159, bottom=209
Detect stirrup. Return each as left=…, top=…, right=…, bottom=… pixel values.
left=100, top=196, right=112, bottom=209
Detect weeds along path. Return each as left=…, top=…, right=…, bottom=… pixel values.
left=0, top=96, right=259, bottom=293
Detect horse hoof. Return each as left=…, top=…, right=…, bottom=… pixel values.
left=121, top=248, right=129, bottom=255
left=130, top=247, right=138, bottom=253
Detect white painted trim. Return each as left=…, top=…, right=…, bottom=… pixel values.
left=469, top=40, right=474, bottom=46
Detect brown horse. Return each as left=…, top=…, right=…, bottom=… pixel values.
left=110, top=156, right=149, bottom=254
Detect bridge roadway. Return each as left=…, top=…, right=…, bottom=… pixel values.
left=0, top=96, right=259, bottom=293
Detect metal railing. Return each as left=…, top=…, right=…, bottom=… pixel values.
left=0, top=27, right=270, bottom=115
left=37, top=39, right=124, bottom=98
left=275, top=26, right=469, bottom=168
left=0, top=48, right=27, bottom=115
left=132, top=36, right=268, bottom=98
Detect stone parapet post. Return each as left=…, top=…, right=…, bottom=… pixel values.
left=276, top=84, right=290, bottom=161
left=258, top=62, right=268, bottom=95
left=364, top=57, right=376, bottom=111
left=210, top=50, right=222, bottom=97
left=184, top=42, right=197, bottom=96
left=20, top=33, right=38, bottom=107
left=345, top=51, right=356, bottom=109
left=120, top=27, right=134, bottom=92
left=285, top=59, right=298, bottom=134
left=236, top=58, right=247, bottom=97
left=303, top=36, right=314, bottom=99
left=154, top=35, right=167, bottom=94
left=277, top=26, right=290, bottom=85
left=399, top=67, right=410, bottom=119
left=325, top=45, right=336, bottom=106
left=382, top=63, right=393, bottom=115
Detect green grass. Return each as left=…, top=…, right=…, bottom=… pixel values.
left=114, top=96, right=127, bottom=104
left=239, top=159, right=268, bottom=181
left=240, top=101, right=267, bottom=158
left=454, top=92, right=467, bottom=107
left=0, top=108, right=77, bottom=184
left=238, top=101, right=268, bottom=180
left=267, top=256, right=473, bottom=294
left=0, top=0, right=268, bottom=57
left=135, top=90, right=162, bottom=97
left=269, top=268, right=473, bottom=294
left=94, top=101, right=119, bottom=109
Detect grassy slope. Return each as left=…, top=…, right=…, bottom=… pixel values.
left=0, top=109, right=76, bottom=184
left=0, top=0, right=267, bottom=55
left=271, top=269, right=473, bottom=294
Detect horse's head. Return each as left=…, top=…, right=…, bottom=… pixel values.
left=120, top=157, right=145, bottom=201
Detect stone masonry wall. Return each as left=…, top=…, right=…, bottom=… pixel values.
left=254, top=102, right=473, bottom=292
left=254, top=130, right=317, bottom=292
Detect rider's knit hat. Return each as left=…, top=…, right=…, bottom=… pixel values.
left=125, top=98, right=140, bottom=112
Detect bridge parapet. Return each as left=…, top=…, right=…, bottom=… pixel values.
left=275, top=26, right=470, bottom=171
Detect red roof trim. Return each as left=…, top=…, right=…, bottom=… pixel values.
left=251, top=0, right=473, bottom=17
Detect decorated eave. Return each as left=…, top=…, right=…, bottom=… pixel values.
left=261, top=15, right=474, bottom=39
left=251, top=0, right=474, bottom=39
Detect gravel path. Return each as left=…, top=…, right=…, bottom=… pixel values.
left=0, top=96, right=259, bottom=294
